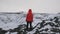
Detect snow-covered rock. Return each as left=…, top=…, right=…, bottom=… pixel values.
left=0, top=12, right=60, bottom=34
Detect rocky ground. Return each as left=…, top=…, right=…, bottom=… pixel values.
left=0, top=12, right=60, bottom=34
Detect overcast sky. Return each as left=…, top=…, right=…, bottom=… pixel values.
left=0, top=0, right=60, bottom=13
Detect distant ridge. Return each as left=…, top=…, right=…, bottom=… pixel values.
left=0, top=12, right=23, bottom=14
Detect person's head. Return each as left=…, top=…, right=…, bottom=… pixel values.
left=28, top=9, right=32, bottom=14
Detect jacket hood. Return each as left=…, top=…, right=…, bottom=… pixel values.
left=28, top=9, right=32, bottom=14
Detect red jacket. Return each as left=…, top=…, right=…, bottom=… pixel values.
left=26, top=9, right=33, bottom=22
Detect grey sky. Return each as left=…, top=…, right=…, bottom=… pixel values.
left=0, top=0, right=60, bottom=13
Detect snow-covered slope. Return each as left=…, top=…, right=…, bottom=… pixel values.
left=0, top=12, right=60, bottom=34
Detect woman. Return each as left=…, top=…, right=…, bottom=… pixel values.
left=26, top=9, right=33, bottom=30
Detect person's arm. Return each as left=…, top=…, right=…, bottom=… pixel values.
left=32, top=14, right=33, bottom=22
left=26, top=14, right=28, bottom=22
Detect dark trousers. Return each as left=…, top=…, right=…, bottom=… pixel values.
left=27, top=21, right=32, bottom=29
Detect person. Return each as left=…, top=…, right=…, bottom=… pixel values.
left=26, top=9, right=33, bottom=30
